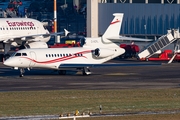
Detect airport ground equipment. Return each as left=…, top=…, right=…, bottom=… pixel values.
left=119, top=43, right=140, bottom=58
left=141, top=49, right=180, bottom=62
left=138, top=29, right=180, bottom=62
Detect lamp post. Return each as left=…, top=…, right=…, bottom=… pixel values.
left=54, top=0, right=58, bottom=43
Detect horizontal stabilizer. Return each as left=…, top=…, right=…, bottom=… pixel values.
left=107, top=36, right=153, bottom=42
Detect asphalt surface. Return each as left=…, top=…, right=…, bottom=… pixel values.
left=0, top=59, right=180, bottom=92
left=0, top=59, right=180, bottom=119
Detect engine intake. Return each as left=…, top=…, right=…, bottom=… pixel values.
left=92, top=48, right=114, bottom=58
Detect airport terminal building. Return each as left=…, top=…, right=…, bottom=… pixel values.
left=87, top=0, right=180, bottom=39
left=0, top=0, right=179, bottom=39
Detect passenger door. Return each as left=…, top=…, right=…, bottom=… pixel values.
left=29, top=51, right=36, bottom=67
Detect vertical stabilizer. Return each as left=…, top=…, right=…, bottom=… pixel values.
left=102, top=13, right=124, bottom=39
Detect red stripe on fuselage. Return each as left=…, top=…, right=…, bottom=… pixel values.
left=22, top=55, right=87, bottom=64
left=20, top=50, right=91, bottom=64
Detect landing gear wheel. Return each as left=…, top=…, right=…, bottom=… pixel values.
left=82, top=67, right=91, bottom=75
left=19, top=74, right=24, bottom=77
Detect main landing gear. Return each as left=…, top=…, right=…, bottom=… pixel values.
left=58, top=67, right=92, bottom=75
left=82, top=67, right=91, bottom=75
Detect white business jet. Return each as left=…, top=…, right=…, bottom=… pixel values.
left=0, top=17, right=63, bottom=58
left=3, top=13, right=159, bottom=77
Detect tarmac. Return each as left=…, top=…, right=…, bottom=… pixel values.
left=0, top=59, right=180, bottom=92
left=0, top=59, right=180, bottom=119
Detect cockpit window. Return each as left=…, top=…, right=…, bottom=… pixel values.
left=15, top=53, right=21, bottom=56
left=10, top=52, right=16, bottom=57
left=22, top=53, right=27, bottom=56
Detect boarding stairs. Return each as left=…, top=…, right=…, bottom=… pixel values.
left=138, top=29, right=180, bottom=60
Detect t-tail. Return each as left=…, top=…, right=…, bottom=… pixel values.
left=102, top=13, right=124, bottom=43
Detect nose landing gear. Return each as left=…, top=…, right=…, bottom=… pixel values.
left=19, top=68, right=25, bottom=77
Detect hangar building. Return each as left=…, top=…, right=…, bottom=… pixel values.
left=87, top=0, right=180, bottom=39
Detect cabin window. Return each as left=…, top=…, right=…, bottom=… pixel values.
left=46, top=54, right=48, bottom=57
left=49, top=54, right=51, bottom=57
left=57, top=54, right=59, bottom=57
left=22, top=53, right=27, bottom=56
left=15, top=53, right=21, bottom=56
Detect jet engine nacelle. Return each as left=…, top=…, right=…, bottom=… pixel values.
left=24, top=41, right=48, bottom=49
left=93, top=48, right=114, bottom=58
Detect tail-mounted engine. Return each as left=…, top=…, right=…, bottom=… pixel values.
left=92, top=48, right=114, bottom=58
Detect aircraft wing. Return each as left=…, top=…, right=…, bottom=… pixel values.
left=26, top=31, right=64, bottom=38
left=59, top=62, right=161, bottom=68
left=21, top=31, right=65, bottom=40
left=107, top=36, right=153, bottom=42
left=12, top=31, right=64, bottom=39
left=2, top=31, right=64, bottom=43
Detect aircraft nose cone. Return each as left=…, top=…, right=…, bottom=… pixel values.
left=3, top=60, right=9, bottom=66
left=3, top=59, right=13, bottom=67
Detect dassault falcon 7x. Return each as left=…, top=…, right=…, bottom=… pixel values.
left=4, top=13, right=159, bottom=77
left=0, top=17, right=63, bottom=58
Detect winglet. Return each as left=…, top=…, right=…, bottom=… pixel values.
left=64, top=29, right=70, bottom=36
